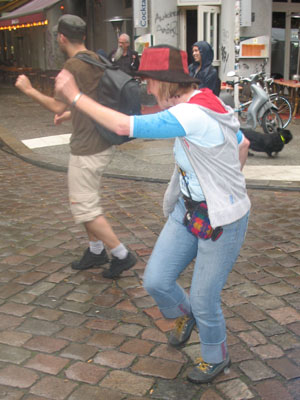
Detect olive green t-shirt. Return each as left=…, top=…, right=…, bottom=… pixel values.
left=63, top=50, right=111, bottom=155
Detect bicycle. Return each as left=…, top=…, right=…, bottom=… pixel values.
left=223, top=72, right=283, bottom=134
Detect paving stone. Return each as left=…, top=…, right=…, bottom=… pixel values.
left=94, top=349, right=136, bottom=368
left=141, top=328, right=168, bottom=343
left=0, top=331, right=32, bottom=347
left=25, top=353, right=69, bottom=374
left=131, top=357, right=183, bottom=379
left=267, top=307, right=300, bottom=325
left=150, top=344, right=187, bottom=363
left=57, top=312, right=87, bottom=327
left=287, top=378, right=300, bottom=399
left=250, top=344, right=284, bottom=359
left=0, top=365, right=38, bottom=388
left=226, top=317, right=252, bottom=332
left=89, top=332, right=126, bottom=349
left=267, top=357, right=300, bottom=380
left=30, top=307, right=63, bottom=321
left=120, top=338, right=155, bottom=355
left=270, top=332, right=300, bottom=350
left=0, top=385, right=24, bottom=400
left=149, top=379, right=198, bottom=400
left=29, top=376, right=77, bottom=400
left=100, top=370, right=154, bottom=396
left=17, top=318, right=62, bottom=336
left=255, top=378, right=294, bottom=400
left=200, top=389, right=223, bottom=400
left=249, top=294, right=285, bottom=310
left=0, top=302, right=33, bottom=316
left=216, top=378, right=255, bottom=399
left=0, top=343, right=31, bottom=364
left=0, top=283, right=25, bottom=299
left=14, top=272, right=47, bottom=285
left=56, top=326, right=91, bottom=342
left=85, top=318, right=118, bottom=331
left=230, top=344, right=253, bottom=363
left=24, top=335, right=68, bottom=353
left=238, top=330, right=267, bottom=346
left=112, top=323, right=143, bottom=337
left=1, top=314, right=24, bottom=330
left=262, top=282, right=297, bottom=296
left=58, top=300, right=91, bottom=314
left=27, top=282, right=55, bottom=296
left=254, top=319, right=286, bottom=336
left=68, top=384, right=124, bottom=400
left=59, top=343, right=98, bottom=361
left=239, top=359, right=276, bottom=381
left=64, top=361, right=108, bottom=384
left=231, top=303, right=267, bottom=322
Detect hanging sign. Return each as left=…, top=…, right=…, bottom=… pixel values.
left=134, top=0, right=148, bottom=28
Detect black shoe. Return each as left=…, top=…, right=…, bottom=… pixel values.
left=168, top=314, right=196, bottom=347
left=72, top=248, right=109, bottom=270
left=102, top=252, right=137, bottom=279
left=187, top=354, right=231, bottom=384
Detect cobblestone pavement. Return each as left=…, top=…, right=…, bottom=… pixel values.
left=0, top=149, right=299, bottom=400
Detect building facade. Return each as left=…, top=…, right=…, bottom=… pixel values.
left=0, top=0, right=299, bottom=81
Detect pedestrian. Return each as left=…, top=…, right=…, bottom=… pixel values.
left=189, top=41, right=221, bottom=95
left=108, top=33, right=139, bottom=74
left=55, top=44, right=251, bottom=384
left=15, top=14, right=137, bottom=279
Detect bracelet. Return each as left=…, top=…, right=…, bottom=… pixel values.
left=71, top=92, right=82, bottom=107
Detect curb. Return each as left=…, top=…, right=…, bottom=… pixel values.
left=1, top=129, right=300, bottom=192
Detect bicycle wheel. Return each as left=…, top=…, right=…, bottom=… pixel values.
left=269, top=94, right=292, bottom=128
left=262, top=109, right=283, bottom=134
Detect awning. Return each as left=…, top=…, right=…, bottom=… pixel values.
left=0, top=0, right=60, bottom=28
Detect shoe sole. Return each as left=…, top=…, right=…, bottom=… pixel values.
left=71, top=258, right=109, bottom=270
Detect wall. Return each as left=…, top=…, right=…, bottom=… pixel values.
left=220, top=0, right=272, bottom=82
left=150, top=0, right=179, bottom=46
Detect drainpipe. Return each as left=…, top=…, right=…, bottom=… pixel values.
left=234, top=0, right=240, bottom=110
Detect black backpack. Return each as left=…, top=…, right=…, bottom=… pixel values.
left=75, top=53, right=141, bottom=145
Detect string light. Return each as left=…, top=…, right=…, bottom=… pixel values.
left=0, top=19, right=48, bottom=31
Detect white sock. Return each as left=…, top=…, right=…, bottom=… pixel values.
left=111, top=243, right=128, bottom=260
left=89, top=240, right=104, bottom=255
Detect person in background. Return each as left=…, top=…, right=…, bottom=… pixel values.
left=189, top=41, right=221, bottom=96
left=96, top=48, right=108, bottom=60
left=15, top=14, right=136, bottom=279
left=109, top=33, right=139, bottom=74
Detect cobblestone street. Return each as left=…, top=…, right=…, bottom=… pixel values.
left=0, top=149, right=299, bottom=400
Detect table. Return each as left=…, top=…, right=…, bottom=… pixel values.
left=273, top=79, right=300, bottom=118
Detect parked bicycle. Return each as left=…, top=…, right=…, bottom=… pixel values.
left=220, top=71, right=283, bottom=134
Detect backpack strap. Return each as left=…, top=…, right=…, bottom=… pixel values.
left=74, top=52, right=116, bottom=71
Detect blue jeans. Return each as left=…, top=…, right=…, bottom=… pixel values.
left=143, top=197, right=249, bottom=364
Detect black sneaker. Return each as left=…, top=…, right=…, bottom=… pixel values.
left=102, top=251, right=137, bottom=279
left=187, top=354, right=231, bottom=384
left=72, top=248, right=109, bottom=270
left=168, top=314, right=196, bottom=347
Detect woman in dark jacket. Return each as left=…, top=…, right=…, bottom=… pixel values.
left=189, top=41, right=220, bottom=95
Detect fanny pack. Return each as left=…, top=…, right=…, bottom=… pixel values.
left=179, top=168, right=223, bottom=241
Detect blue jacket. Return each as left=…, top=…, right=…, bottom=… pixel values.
left=188, top=41, right=220, bottom=95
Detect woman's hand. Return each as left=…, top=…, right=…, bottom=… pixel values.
left=55, top=69, right=79, bottom=105
left=54, top=111, right=71, bottom=125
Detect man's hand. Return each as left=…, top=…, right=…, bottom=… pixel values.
left=55, top=69, right=79, bottom=105
left=15, top=74, right=33, bottom=95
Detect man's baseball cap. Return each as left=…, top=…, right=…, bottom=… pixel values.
left=53, top=14, right=86, bottom=40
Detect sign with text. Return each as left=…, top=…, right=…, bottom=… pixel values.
left=134, top=0, right=148, bottom=28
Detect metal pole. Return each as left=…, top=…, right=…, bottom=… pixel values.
left=234, top=0, right=240, bottom=110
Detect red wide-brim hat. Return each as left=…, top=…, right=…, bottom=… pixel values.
left=135, top=45, right=200, bottom=84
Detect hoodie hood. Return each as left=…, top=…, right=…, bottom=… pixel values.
left=188, top=89, right=240, bottom=133
left=192, top=41, right=214, bottom=70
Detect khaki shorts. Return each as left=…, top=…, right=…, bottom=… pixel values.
left=68, top=147, right=114, bottom=224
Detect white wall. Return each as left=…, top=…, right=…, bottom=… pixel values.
left=150, top=0, right=179, bottom=46
left=220, top=0, right=272, bottom=82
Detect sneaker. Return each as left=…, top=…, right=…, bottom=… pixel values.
left=102, top=251, right=137, bottom=279
left=187, top=354, right=231, bottom=384
left=72, top=248, right=109, bottom=270
left=168, top=314, right=196, bottom=347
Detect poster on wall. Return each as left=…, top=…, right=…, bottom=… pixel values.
left=134, top=0, right=148, bottom=28
left=135, top=33, right=153, bottom=55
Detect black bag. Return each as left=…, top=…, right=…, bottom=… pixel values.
left=75, top=53, right=141, bottom=145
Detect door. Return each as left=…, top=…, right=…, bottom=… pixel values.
left=179, top=6, right=220, bottom=66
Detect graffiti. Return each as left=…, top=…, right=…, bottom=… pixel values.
left=156, top=21, right=177, bottom=38
left=221, top=45, right=229, bottom=73
left=155, top=11, right=179, bottom=24
left=155, top=10, right=178, bottom=38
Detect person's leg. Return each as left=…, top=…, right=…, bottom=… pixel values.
left=144, top=197, right=198, bottom=317
left=68, top=150, right=136, bottom=275
left=187, top=211, right=249, bottom=383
